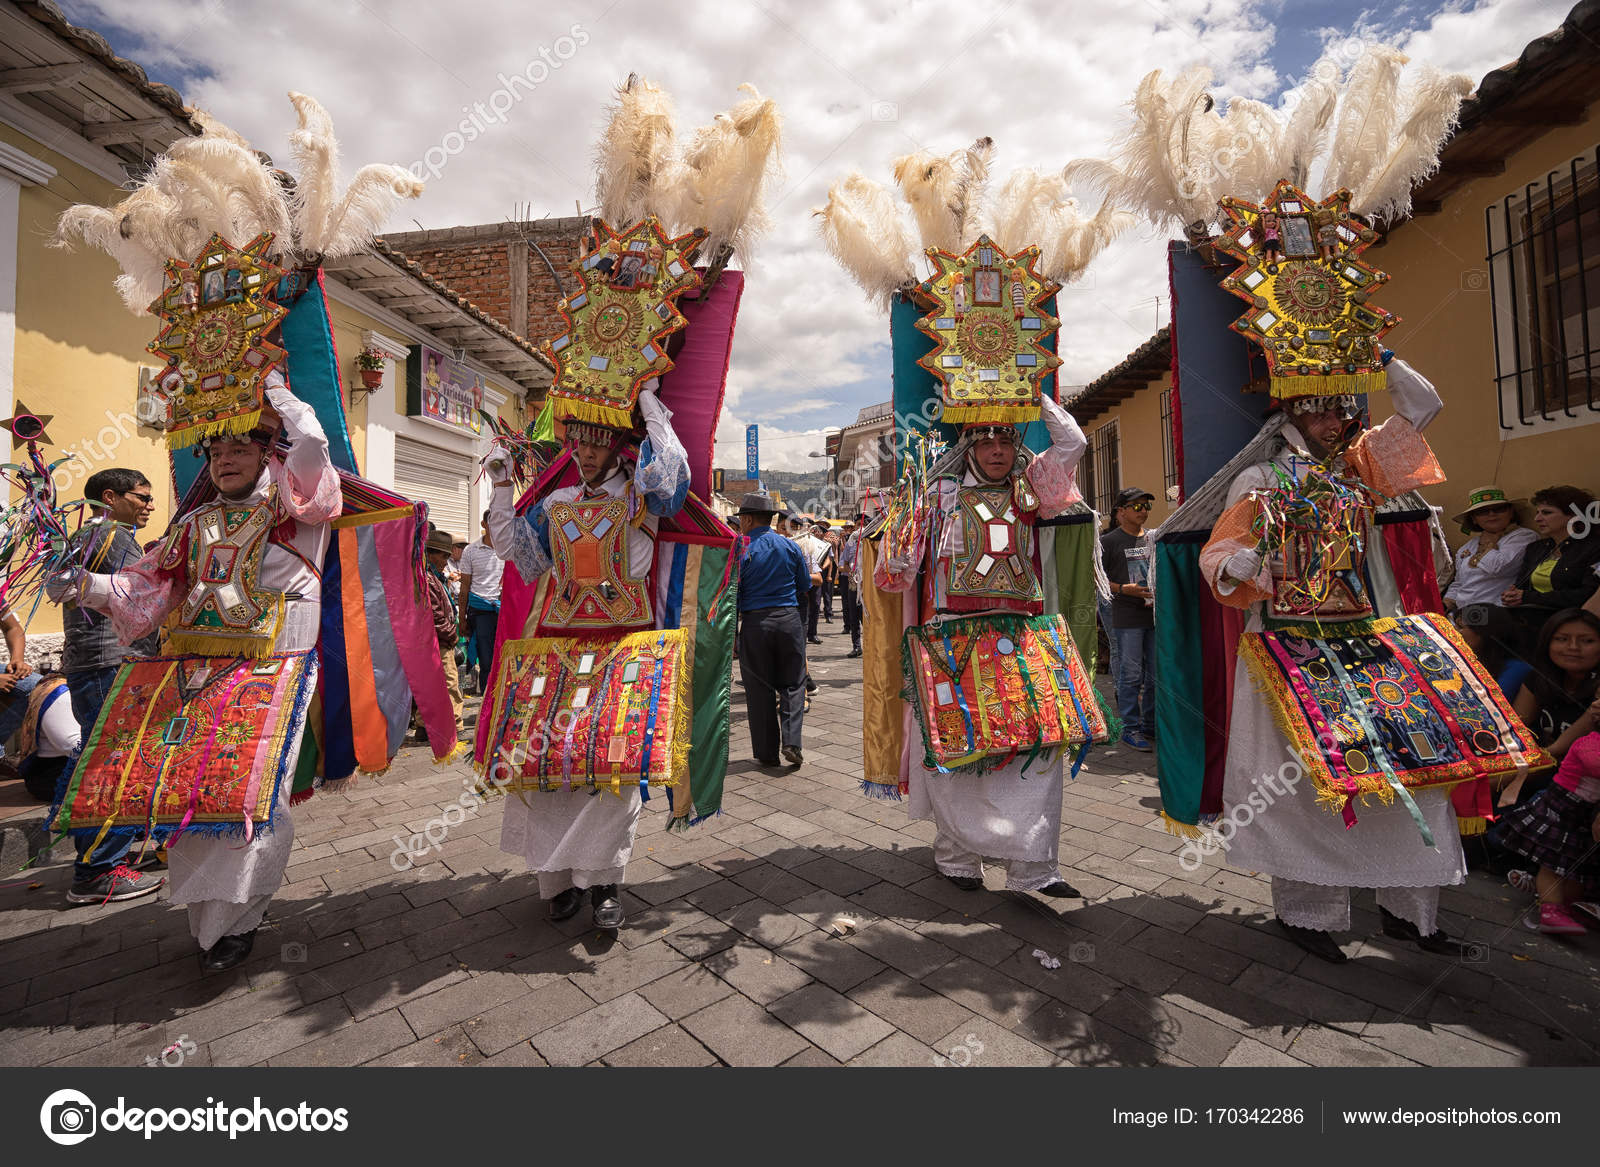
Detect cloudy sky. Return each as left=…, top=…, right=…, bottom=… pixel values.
left=68, top=0, right=1572, bottom=470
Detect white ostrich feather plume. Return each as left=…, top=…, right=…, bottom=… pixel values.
left=54, top=93, right=423, bottom=313
left=593, top=75, right=680, bottom=228
left=672, top=83, right=783, bottom=261
left=1349, top=65, right=1473, bottom=221
left=814, top=172, right=917, bottom=309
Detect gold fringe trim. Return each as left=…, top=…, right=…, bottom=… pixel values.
left=552, top=397, right=635, bottom=432
left=333, top=505, right=419, bottom=529
left=942, top=403, right=1039, bottom=425
left=433, top=740, right=471, bottom=768
left=165, top=630, right=277, bottom=659
left=1457, top=815, right=1489, bottom=837
left=1160, top=811, right=1207, bottom=840
left=1269, top=369, right=1387, bottom=399
left=165, top=409, right=263, bottom=450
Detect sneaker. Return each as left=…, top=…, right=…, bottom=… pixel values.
left=1120, top=730, right=1153, bottom=752
left=1528, top=903, right=1586, bottom=935
left=66, top=865, right=165, bottom=905
left=782, top=744, right=804, bottom=768
left=1507, top=868, right=1536, bottom=894
left=1571, top=901, right=1600, bottom=923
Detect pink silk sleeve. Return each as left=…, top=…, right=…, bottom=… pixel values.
left=81, top=535, right=185, bottom=646
left=1344, top=415, right=1446, bottom=498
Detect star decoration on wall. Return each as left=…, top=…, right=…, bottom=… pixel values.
left=146, top=232, right=288, bottom=448
left=1215, top=181, right=1398, bottom=398
left=545, top=217, right=708, bottom=431
left=912, top=235, right=1062, bottom=424
left=0, top=402, right=55, bottom=446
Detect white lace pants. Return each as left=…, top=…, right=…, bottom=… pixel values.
left=1271, top=876, right=1440, bottom=935
left=188, top=893, right=274, bottom=951
left=536, top=867, right=625, bottom=898
left=934, top=830, right=1060, bottom=892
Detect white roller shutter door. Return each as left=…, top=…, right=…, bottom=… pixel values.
left=393, top=435, right=471, bottom=539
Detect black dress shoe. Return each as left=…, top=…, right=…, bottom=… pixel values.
left=548, top=886, right=585, bottom=922
left=1274, top=918, right=1348, bottom=964
left=943, top=873, right=983, bottom=891
left=590, top=885, right=624, bottom=930
left=1037, top=880, right=1081, bottom=898
left=846, top=647, right=862, bottom=658
left=807, top=637, right=823, bottom=646
left=200, top=929, right=256, bottom=972
left=1380, top=906, right=1469, bottom=956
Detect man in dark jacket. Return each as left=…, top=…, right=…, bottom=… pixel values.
left=44, top=467, right=164, bottom=904
left=736, top=493, right=812, bottom=767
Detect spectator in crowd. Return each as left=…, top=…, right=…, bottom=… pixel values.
left=1496, top=712, right=1600, bottom=934
left=839, top=519, right=863, bottom=658
left=817, top=521, right=839, bottom=624
left=42, top=467, right=164, bottom=905
left=1100, top=486, right=1157, bottom=751
left=735, top=493, right=812, bottom=767
left=1501, top=486, right=1600, bottom=633
left=457, top=512, right=503, bottom=696
left=1453, top=602, right=1533, bottom=701
left=1444, top=486, right=1537, bottom=612
left=16, top=674, right=77, bottom=803
left=1513, top=609, right=1600, bottom=765
left=424, top=530, right=463, bottom=741
left=795, top=519, right=827, bottom=646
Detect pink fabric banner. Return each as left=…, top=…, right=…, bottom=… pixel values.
left=372, top=513, right=458, bottom=761
left=657, top=270, right=744, bottom=502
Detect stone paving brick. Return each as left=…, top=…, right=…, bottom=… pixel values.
left=770, top=983, right=894, bottom=1061
left=846, top=969, right=979, bottom=1046
left=344, top=954, right=471, bottom=1021
left=532, top=992, right=668, bottom=1066
left=399, top=968, right=529, bottom=1036
left=270, top=1008, right=416, bottom=1066
left=921, top=955, right=1048, bottom=1028
left=916, top=912, right=1024, bottom=967
left=605, top=1022, right=718, bottom=1066
left=775, top=930, right=886, bottom=992
left=1358, top=1020, right=1525, bottom=1067
left=729, top=863, right=820, bottom=906
left=780, top=1045, right=841, bottom=1066
left=367, top=1023, right=487, bottom=1067
left=845, top=919, right=957, bottom=980
left=790, top=855, right=879, bottom=897
left=680, top=993, right=809, bottom=1067
left=464, top=978, right=594, bottom=1056
left=567, top=940, right=687, bottom=1004
left=1287, top=1022, right=1421, bottom=1067
left=638, top=964, right=734, bottom=1020
left=1093, top=988, right=1244, bottom=1066
left=208, top=1000, right=355, bottom=1066
left=702, top=940, right=813, bottom=1005
left=714, top=897, right=817, bottom=949
left=848, top=882, right=946, bottom=926
left=849, top=1030, right=942, bottom=1067
left=933, top=1015, right=1053, bottom=1068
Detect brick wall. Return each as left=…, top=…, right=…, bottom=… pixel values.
left=384, top=218, right=590, bottom=352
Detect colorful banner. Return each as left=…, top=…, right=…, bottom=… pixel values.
left=407, top=344, right=484, bottom=433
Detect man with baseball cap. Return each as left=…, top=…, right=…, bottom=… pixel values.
left=1101, top=486, right=1158, bottom=751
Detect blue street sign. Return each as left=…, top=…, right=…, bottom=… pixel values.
left=746, top=424, right=759, bottom=481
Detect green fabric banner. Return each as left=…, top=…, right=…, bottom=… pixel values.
left=1049, top=517, right=1100, bottom=676
left=1154, top=539, right=1208, bottom=831
left=681, top=543, right=738, bottom=826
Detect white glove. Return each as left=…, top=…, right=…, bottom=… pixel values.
left=1223, top=548, right=1263, bottom=584
left=484, top=442, right=513, bottom=484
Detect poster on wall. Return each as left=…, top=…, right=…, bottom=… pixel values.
left=406, top=344, right=483, bottom=434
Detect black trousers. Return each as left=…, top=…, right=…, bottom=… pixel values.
left=805, top=588, right=821, bottom=640
left=737, top=605, right=807, bottom=761
left=821, top=577, right=835, bottom=620
left=841, top=582, right=861, bottom=648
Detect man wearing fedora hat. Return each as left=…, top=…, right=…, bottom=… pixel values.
left=424, top=529, right=463, bottom=741
left=1443, top=486, right=1536, bottom=613
left=735, top=492, right=812, bottom=767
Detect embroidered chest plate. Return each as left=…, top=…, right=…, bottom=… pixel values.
left=167, top=490, right=284, bottom=655
left=545, top=494, right=653, bottom=630
left=1268, top=526, right=1373, bottom=621
left=946, top=484, right=1041, bottom=605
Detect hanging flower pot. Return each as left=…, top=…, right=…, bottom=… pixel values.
left=359, top=367, right=384, bottom=389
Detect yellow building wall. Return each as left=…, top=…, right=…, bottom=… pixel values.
left=1367, top=111, right=1600, bottom=549
left=1081, top=370, right=1176, bottom=528
left=4, top=124, right=174, bottom=639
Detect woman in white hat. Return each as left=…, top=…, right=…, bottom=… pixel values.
left=1444, top=486, right=1536, bottom=612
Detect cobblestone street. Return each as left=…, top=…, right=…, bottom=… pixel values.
left=3, top=626, right=1599, bottom=1068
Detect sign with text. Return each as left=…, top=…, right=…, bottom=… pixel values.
left=746, top=424, right=759, bottom=480
left=406, top=345, right=483, bottom=434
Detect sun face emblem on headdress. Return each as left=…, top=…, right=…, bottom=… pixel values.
left=1216, top=181, right=1397, bottom=400
left=146, top=233, right=288, bottom=449
left=544, top=217, right=708, bottom=431
left=912, top=236, right=1062, bottom=424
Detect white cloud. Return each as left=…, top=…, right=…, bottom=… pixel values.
left=63, top=0, right=1561, bottom=470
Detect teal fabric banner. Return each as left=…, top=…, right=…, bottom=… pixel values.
left=1154, top=538, right=1208, bottom=830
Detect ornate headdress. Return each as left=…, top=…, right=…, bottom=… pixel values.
left=544, top=77, right=782, bottom=436
left=54, top=93, right=424, bottom=451
left=1063, top=49, right=1471, bottom=402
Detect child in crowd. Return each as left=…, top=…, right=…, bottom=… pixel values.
left=1499, top=703, right=1600, bottom=934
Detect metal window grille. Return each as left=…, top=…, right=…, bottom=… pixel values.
left=1160, top=388, right=1178, bottom=491
left=1486, top=145, right=1600, bottom=427
left=1080, top=419, right=1121, bottom=514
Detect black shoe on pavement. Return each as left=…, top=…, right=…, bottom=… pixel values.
left=846, top=647, right=862, bottom=658
left=1274, top=918, right=1348, bottom=964
left=200, top=929, right=256, bottom=972
left=807, top=637, right=823, bottom=646
left=782, top=744, right=804, bottom=768
left=943, top=873, right=983, bottom=891
left=66, top=864, right=165, bottom=905
left=755, top=755, right=780, bottom=766
left=1037, top=880, right=1081, bottom=898
left=1380, top=906, right=1469, bottom=956
left=549, top=886, right=585, bottom=922
left=591, top=885, right=624, bottom=930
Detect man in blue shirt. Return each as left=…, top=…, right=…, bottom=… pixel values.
left=736, top=493, right=812, bottom=767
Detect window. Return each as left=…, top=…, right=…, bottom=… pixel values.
left=1160, top=388, right=1178, bottom=492
left=1487, top=145, right=1600, bottom=429
left=1079, top=419, right=1121, bottom=514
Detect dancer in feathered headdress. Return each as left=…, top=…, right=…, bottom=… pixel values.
left=1069, top=49, right=1551, bottom=961
left=815, top=141, right=1129, bottom=899
left=473, top=77, right=777, bottom=931
left=47, top=95, right=449, bottom=970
